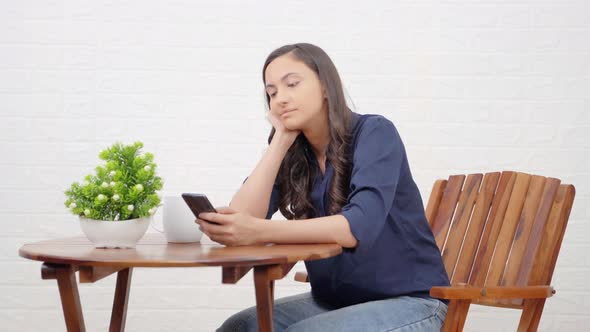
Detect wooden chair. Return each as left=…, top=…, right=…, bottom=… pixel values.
left=294, top=171, right=575, bottom=332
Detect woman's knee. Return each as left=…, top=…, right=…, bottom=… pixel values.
left=217, top=292, right=321, bottom=332
left=216, top=306, right=259, bottom=332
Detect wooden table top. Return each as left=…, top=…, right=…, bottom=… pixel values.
left=18, top=233, right=342, bottom=268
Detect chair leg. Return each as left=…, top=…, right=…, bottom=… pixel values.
left=441, top=300, right=470, bottom=332
left=109, top=267, right=133, bottom=332
left=517, top=299, right=546, bottom=332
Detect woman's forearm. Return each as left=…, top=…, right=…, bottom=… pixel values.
left=256, top=214, right=358, bottom=248
left=229, top=133, right=294, bottom=218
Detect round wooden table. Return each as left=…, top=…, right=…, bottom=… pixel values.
left=19, top=233, right=342, bottom=332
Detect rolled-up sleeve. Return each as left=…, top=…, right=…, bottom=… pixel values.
left=242, top=176, right=280, bottom=219
left=339, top=117, right=403, bottom=255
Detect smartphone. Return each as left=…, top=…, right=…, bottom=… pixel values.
left=181, top=193, right=218, bottom=223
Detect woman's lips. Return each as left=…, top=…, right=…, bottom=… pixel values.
left=282, top=109, right=297, bottom=117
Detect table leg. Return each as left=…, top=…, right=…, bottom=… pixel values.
left=254, top=265, right=275, bottom=332
left=41, top=263, right=86, bottom=332
left=109, top=267, right=133, bottom=332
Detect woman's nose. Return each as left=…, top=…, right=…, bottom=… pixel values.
left=275, top=89, right=291, bottom=104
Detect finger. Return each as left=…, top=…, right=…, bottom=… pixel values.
left=198, top=212, right=230, bottom=224
left=200, top=220, right=230, bottom=236
left=215, top=206, right=236, bottom=214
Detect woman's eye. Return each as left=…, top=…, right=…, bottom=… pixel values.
left=268, top=82, right=298, bottom=98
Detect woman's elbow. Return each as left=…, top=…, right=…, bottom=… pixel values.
left=334, top=215, right=358, bottom=248
left=339, top=234, right=358, bottom=248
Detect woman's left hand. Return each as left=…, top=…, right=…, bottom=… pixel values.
left=196, top=206, right=265, bottom=246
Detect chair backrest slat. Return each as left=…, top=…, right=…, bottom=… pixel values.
left=431, top=175, right=465, bottom=251
left=528, top=184, right=575, bottom=286
left=514, top=178, right=561, bottom=286
left=426, top=179, right=447, bottom=229
left=441, top=174, right=483, bottom=281
left=505, top=177, right=561, bottom=287
left=469, top=171, right=517, bottom=287
left=452, top=172, right=500, bottom=284
left=499, top=175, right=547, bottom=287
left=485, top=172, right=531, bottom=286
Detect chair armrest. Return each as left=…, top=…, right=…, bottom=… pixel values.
left=294, top=271, right=309, bottom=283
left=430, top=285, right=555, bottom=300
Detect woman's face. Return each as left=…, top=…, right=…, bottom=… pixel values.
left=264, top=53, right=326, bottom=131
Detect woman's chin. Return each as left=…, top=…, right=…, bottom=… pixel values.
left=282, top=119, right=301, bottom=131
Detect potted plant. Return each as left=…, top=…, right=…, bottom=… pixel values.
left=64, top=141, right=164, bottom=248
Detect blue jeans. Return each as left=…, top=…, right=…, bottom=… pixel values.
left=216, top=292, right=447, bottom=332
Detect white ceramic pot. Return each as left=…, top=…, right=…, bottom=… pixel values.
left=79, top=216, right=152, bottom=249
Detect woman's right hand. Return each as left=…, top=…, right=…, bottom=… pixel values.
left=267, top=109, right=301, bottom=146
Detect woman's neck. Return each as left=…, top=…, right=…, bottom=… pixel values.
left=303, top=109, right=330, bottom=162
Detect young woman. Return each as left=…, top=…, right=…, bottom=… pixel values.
left=196, top=43, right=450, bottom=332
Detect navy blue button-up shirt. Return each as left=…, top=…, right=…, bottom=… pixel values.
left=262, top=112, right=450, bottom=307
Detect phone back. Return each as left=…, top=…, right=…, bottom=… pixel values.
left=181, top=193, right=217, bottom=217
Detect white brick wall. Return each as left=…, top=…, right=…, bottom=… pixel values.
left=1, top=0, right=588, bottom=331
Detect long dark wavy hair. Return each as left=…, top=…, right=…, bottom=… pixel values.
left=262, top=43, right=354, bottom=220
